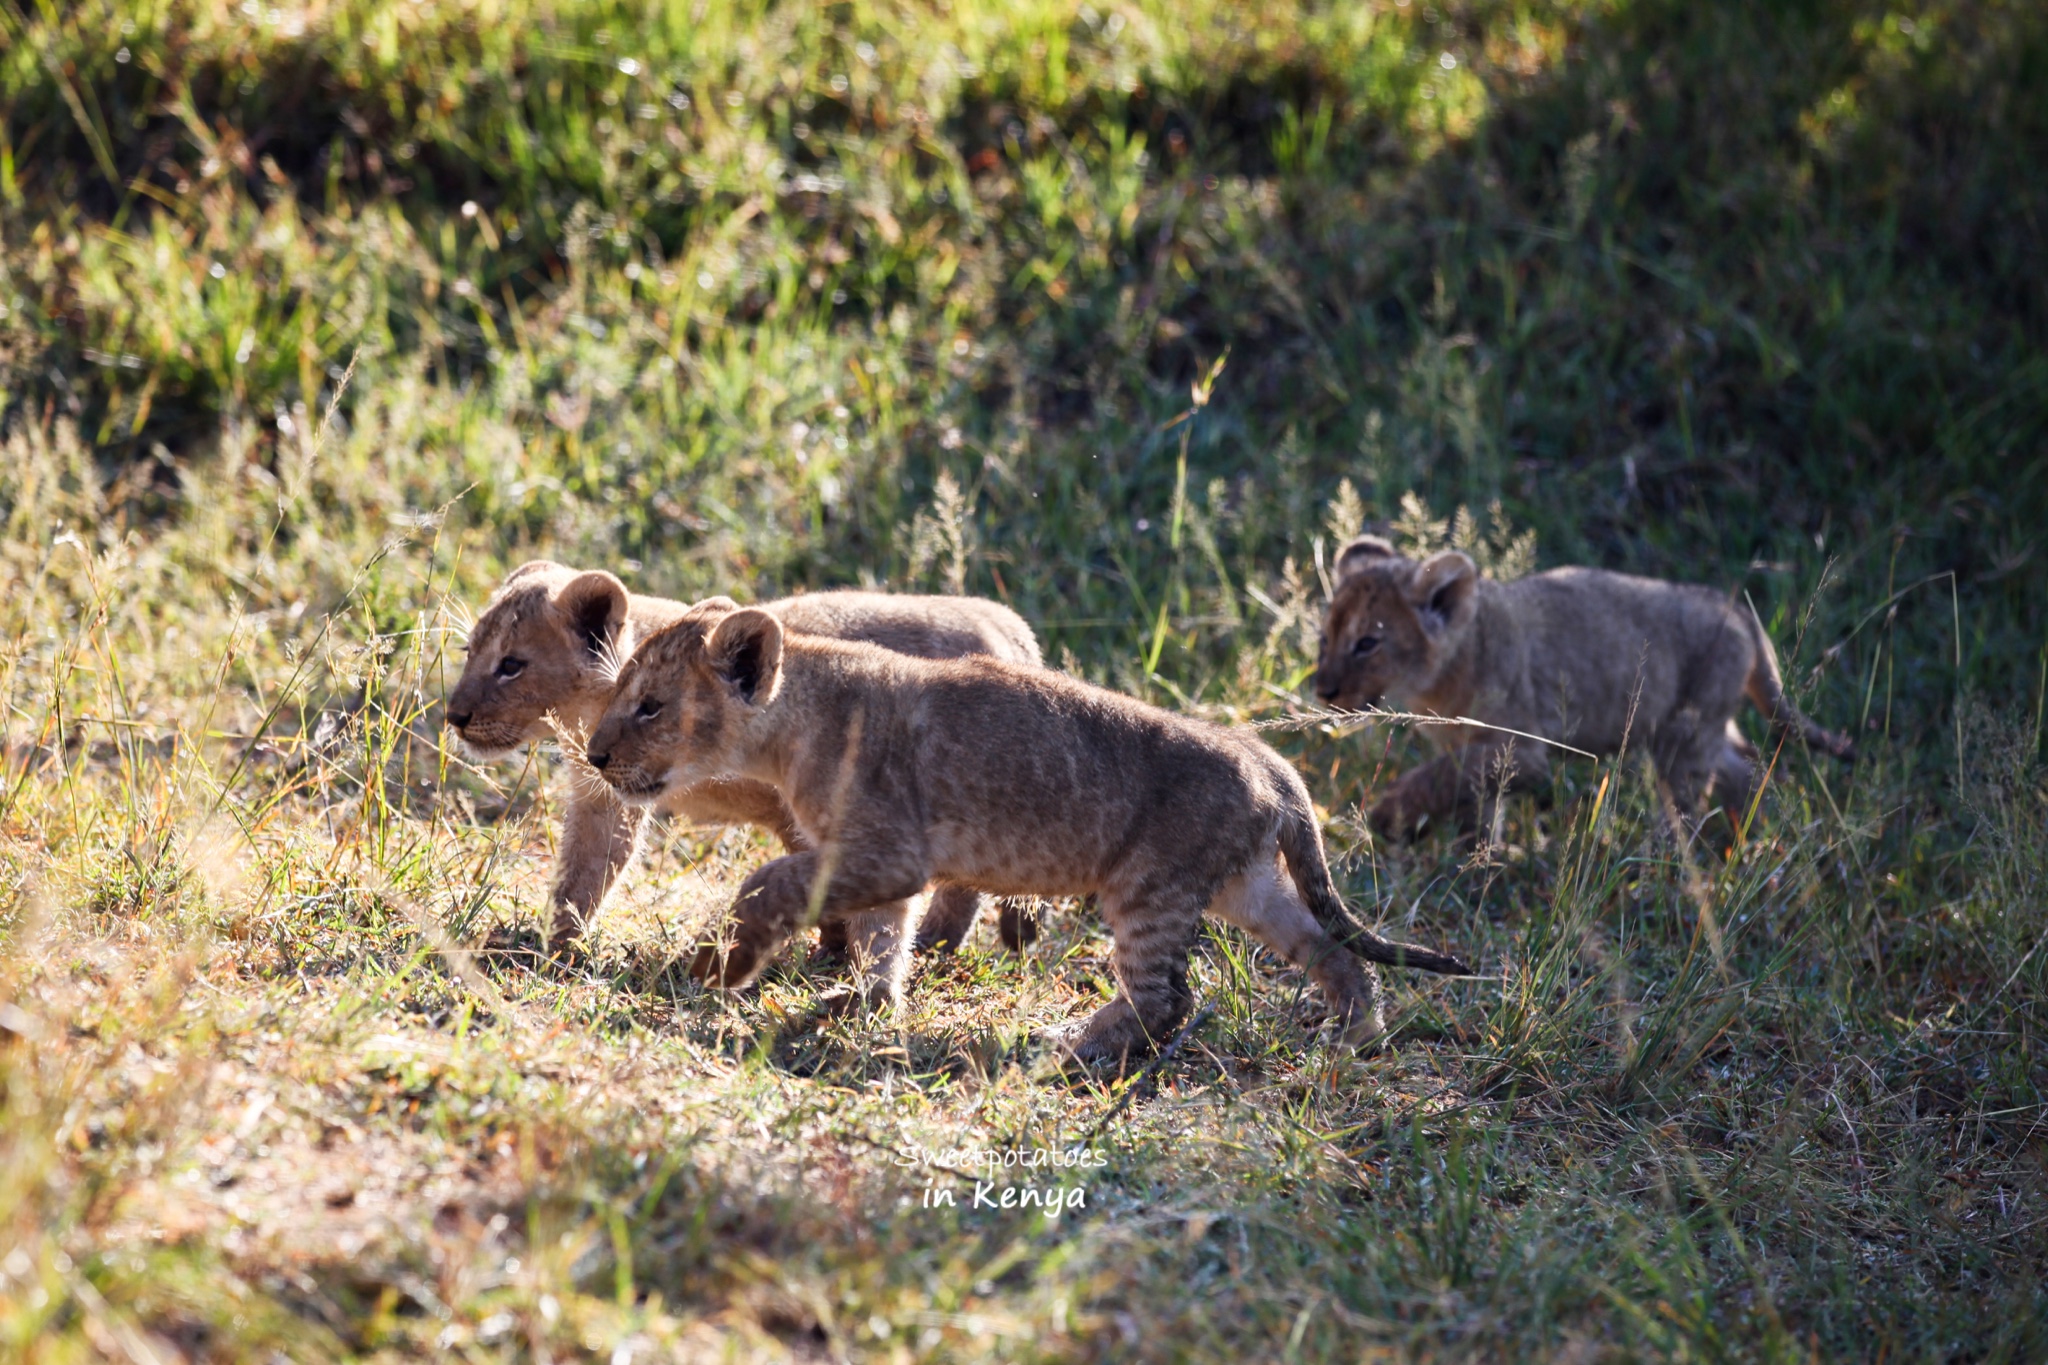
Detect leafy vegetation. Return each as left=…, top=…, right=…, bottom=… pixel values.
left=2, top=0, right=2045, bottom=1358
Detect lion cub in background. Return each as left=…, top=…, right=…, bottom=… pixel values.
left=446, top=560, right=1040, bottom=947
left=1313, top=536, right=1855, bottom=842
left=583, top=602, right=1470, bottom=1061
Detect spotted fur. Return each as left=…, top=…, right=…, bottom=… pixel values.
left=446, top=561, right=1041, bottom=946
left=585, top=607, right=1471, bottom=1059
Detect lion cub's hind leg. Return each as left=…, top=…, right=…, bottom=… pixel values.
left=1709, top=720, right=1763, bottom=833
left=913, top=886, right=1041, bottom=954
left=1054, top=873, right=1207, bottom=1066
left=1653, top=715, right=1753, bottom=843
left=997, top=896, right=1042, bottom=950
left=913, top=883, right=983, bottom=952
left=1208, top=858, right=1384, bottom=1049
left=825, top=895, right=926, bottom=1014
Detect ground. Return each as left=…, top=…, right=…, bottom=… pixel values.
left=2, top=0, right=2046, bottom=1360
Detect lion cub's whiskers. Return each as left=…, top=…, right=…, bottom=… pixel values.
left=442, top=597, right=477, bottom=648
left=545, top=711, right=616, bottom=804
left=594, top=628, right=633, bottom=685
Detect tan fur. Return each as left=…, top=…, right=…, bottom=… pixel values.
left=583, top=605, right=1470, bottom=1060
left=1312, top=537, right=1857, bottom=842
left=446, top=561, right=1040, bottom=945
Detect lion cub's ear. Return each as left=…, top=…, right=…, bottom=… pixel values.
left=705, top=608, right=785, bottom=706
left=684, top=595, right=741, bottom=620
left=505, top=559, right=565, bottom=586
left=1409, top=551, right=1479, bottom=634
left=556, top=571, right=631, bottom=658
left=1334, top=534, right=1399, bottom=584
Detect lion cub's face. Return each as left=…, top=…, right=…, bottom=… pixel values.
left=1313, top=537, right=1480, bottom=710
left=446, top=561, right=631, bottom=755
left=585, top=606, right=784, bottom=804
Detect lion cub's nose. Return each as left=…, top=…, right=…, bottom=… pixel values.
left=588, top=750, right=612, bottom=771
left=1313, top=676, right=1340, bottom=703
left=445, top=709, right=472, bottom=729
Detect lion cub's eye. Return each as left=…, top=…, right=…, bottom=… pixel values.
left=1350, top=635, right=1381, bottom=658
left=635, top=698, right=664, bottom=721
left=495, top=656, right=526, bottom=679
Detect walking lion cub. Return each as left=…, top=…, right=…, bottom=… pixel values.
left=1313, top=536, right=1856, bottom=841
left=446, top=560, right=1040, bottom=947
left=582, top=601, right=1471, bottom=1062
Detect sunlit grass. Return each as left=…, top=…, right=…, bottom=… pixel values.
left=2, top=356, right=2043, bottom=1359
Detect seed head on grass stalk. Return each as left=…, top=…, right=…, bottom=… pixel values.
left=908, top=469, right=974, bottom=596
left=1143, top=351, right=1228, bottom=680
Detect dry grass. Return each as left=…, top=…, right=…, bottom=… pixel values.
left=2, top=410, right=2044, bottom=1361
left=3, top=0, right=2046, bottom=1358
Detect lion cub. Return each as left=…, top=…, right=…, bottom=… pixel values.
left=446, top=560, right=1040, bottom=947
left=1313, top=536, right=1856, bottom=842
left=583, top=602, right=1470, bottom=1061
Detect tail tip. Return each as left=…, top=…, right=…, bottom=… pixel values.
left=1383, top=944, right=1475, bottom=976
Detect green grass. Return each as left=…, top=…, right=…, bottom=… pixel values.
left=2, top=0, right=2046, bottom=1359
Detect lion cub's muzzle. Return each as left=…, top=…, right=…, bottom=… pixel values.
left=444, top=711, right=528, bottom=757
left=1313, top=672, right=1380, bottom=711
left=587, top=749, right=667, bottom=802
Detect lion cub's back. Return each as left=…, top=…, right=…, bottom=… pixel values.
left=772, top=590, right=1041, bottom=667
left=1511, top=567, right=1738, bottom=639
left=1502, top=567, right=1755, bottom=739
left=905, top=654, right=1273, bottom=861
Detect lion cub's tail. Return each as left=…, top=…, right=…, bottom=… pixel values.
left=1740, top=606, right=1858, bottom=762
left=1275, top=794, right=1474, bottom=977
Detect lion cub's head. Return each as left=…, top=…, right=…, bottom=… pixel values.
left=585, top=603, right=781, bottom=804
left=445, top=561, right=633, bottom=755
left=1313, top=536, right=1481, bottom=710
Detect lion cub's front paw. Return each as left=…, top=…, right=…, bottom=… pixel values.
left=814, top=918, right=850, bottom=961
left=815, top=980, right=901, bottom=1019
left=688, top=938, right=764, bottom=989
left=545, top=907, right=590, bottom=954
left=1367, top=792, right=1429, bottom=843
left=1032, top=1022, right=1106, bottom=1072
